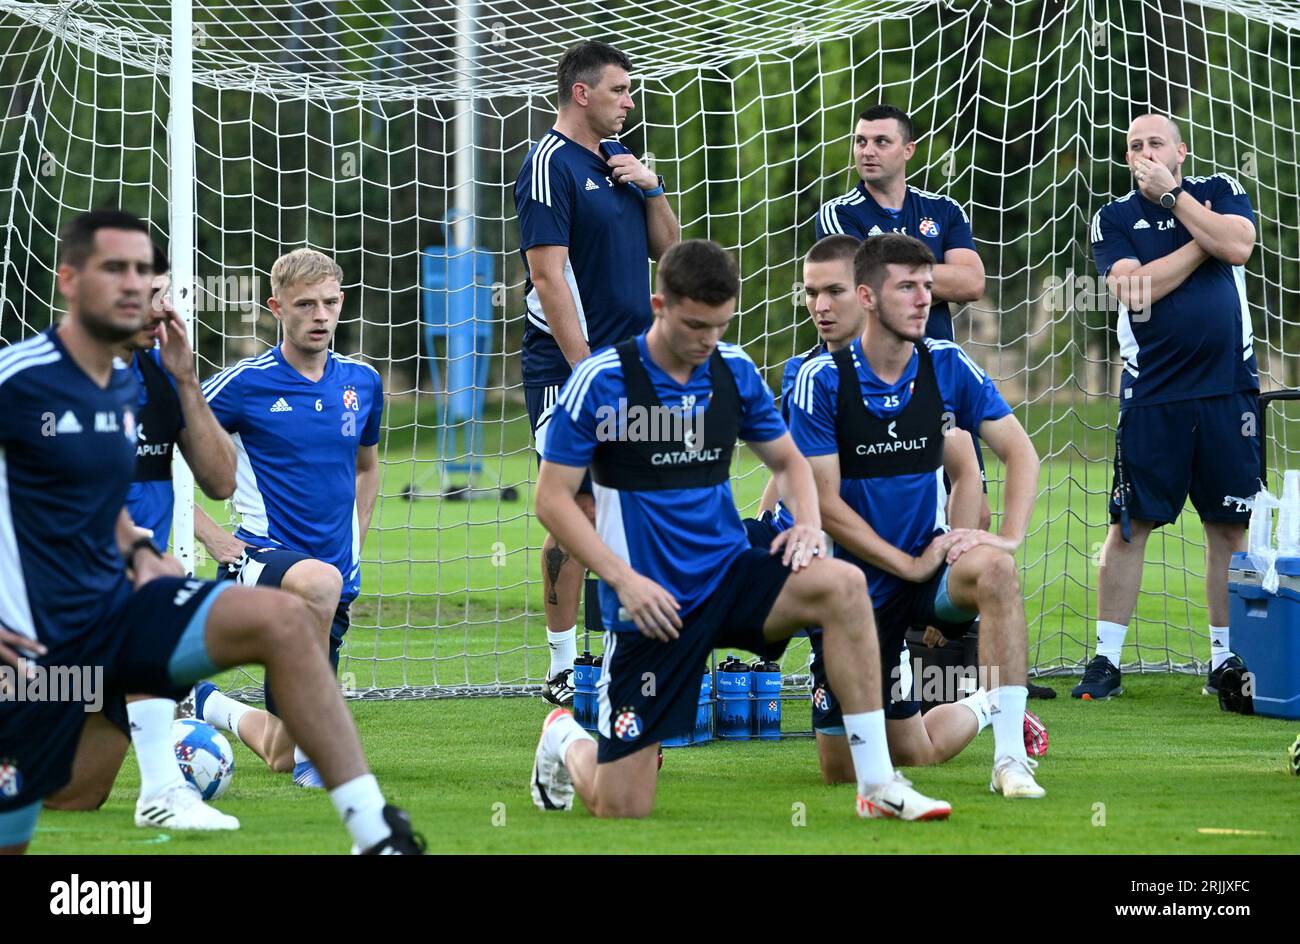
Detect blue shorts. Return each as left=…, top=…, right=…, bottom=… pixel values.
left=810, top=565, right=976, bottom=729
left=219, top=547, right=350, bottom=716
left=0, top=577, right=231, bottom=820
left=596, top=548, right=792, bottom=763
left=525, top=382, right=592, bottom=495
left=742, top=510, right=783, bottom=550
left=1110, top=392, right=1261, bottom=528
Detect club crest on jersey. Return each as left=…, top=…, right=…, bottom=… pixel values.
left=342, top=386, right=360, bottom=411
left=122, top=409, right=136, bottom=443
left=918, top=217, right=939, bottom=237
left=812, top=685, right=832, bottom=713
left=0, top=759, right=21, bottom=798
left=613, top=708, right=642, bottom=742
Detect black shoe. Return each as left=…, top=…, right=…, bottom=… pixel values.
left=1205, top=655, right=1245, bottom=696
left=1071, top=655, right=1122, bottom=700
left=1215, top=659, right=1254, bottom=715
left=1028, top=681, right=1057, bottom=700
left=542, top=668, right=575, bottom=706
left=358, top=806, right=426, bottom=855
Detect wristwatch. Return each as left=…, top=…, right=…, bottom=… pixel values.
left=1159, top=185, right=1182, bottom=210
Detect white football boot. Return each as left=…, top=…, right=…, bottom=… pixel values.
left=530, top=707, right=576, bottom=812
left=857, top=771, right=952, bottom=821
left=135, top=781, right=240, bottom=830
left=990, top=755, right=1046, bottom=799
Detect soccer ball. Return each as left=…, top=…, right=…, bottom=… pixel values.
left=172, top=719, right=234, bottom=800
left=1290, top=734, right=1300, bottom=777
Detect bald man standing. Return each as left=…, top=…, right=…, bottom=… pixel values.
left=1078, top=114, right=1260, bottom=702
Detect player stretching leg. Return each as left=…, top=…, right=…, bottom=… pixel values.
left=529, top=239, right=950, bottom=821
left=515, top=41, right=679, bottom=704
left=1077, top=114, right=1259, bottom=701
left=181, top=248, right=385, bottom=789
left=0, top=210, right=420, bottom=854
left=42, top=247, right=243, bottom=830
left=789, top=235, right=1045, bottom=797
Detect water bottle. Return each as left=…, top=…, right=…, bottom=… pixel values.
left=1278, top=470, right=1300, bottom=556
left=572, top=651, right=596, bottom=731
left=694, top=668, right=713, bottom=744
left=751, top=659, right=782, bottom=739
left=590, top=653, right=604, bottom=733
left=715, top=656, right=752, bottom=740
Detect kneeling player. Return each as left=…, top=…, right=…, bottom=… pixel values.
left=184, top=248, right=383, bottom=789
left=46, top=250, right=244, bottom=831
left=0, top=211, right=420, bottom=854
left=789, top=234, right=1045, bottom=798
left=749, top=235, right=868, bottom=532
left=528, top=238, right=950, bottom=821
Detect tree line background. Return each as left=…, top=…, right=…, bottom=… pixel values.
left=0, top=0, right=1296, bottom=407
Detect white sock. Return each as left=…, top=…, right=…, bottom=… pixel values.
left=128, top=698, right=184, bottom=799
left=329, top=774, right=389, bottom=851
left=1095, top=620, right=1127, bottom=668
left=990, top=686, right=1028, bottom=762
left=200, top=687, right=252, bottom=746
left=547, top=626, right=577, bottom=677
left=1210, top=626, right=1232, bottom=671
left=294, top=746, right=311, bottom=766
left=956, top=688, right=992, bottom=733
left=547, top=711, right=594, bottom=767
left=842, top=710, right=894, bottom=792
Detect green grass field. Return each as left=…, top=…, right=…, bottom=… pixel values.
left=32, top=395, right=1300, bottom=854
left=32, top=676, right=1300, bottom=854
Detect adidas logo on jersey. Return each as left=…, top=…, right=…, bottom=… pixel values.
left=54, top=410, right=82, bottom=434
left=1132, top=219, right=1151, bottom=230
left=584, top=177, right=600, bottom=191
left=868, top=225, right=884, bottom=236
left=270, top=397, right=292, bottom=413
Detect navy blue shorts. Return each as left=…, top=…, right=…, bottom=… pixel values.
left=1110, top=392, right=1261, bottom=528
left=525, top=382, right=592, bottom=495
left=0, top=577, right=231, bottom=815
left=219, top=547, right=350, bottom=716
left=596, top=549, right=792, bottom=763
left=810, top=565, right=976, bottom=729
left=742, top=510, right=783, bottom=550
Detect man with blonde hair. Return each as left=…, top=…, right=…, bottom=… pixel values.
left=187, top=248, right=385, bottom=789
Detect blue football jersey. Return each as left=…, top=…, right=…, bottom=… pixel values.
left=126, top=347, right=184, bottom=552
left=1090, top=173, right=1258, bottom=406
left=516, top=129, right=654, bottom=387
left=772, top=343, right=824, bottom=531
left=814, top=183, right=977, bottom=341
left=788, top=337, right=1010, bottom=604
left=543, top=335, right=787, bottom=631
left=202, top=346, right=384, bottom=602
left=0, top=328, right=137, bottom=649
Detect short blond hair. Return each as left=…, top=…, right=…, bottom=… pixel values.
left=270, top=247, right=343, bottom=298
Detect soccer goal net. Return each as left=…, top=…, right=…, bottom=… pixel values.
left=0, top=0, right=1297, bottom=696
